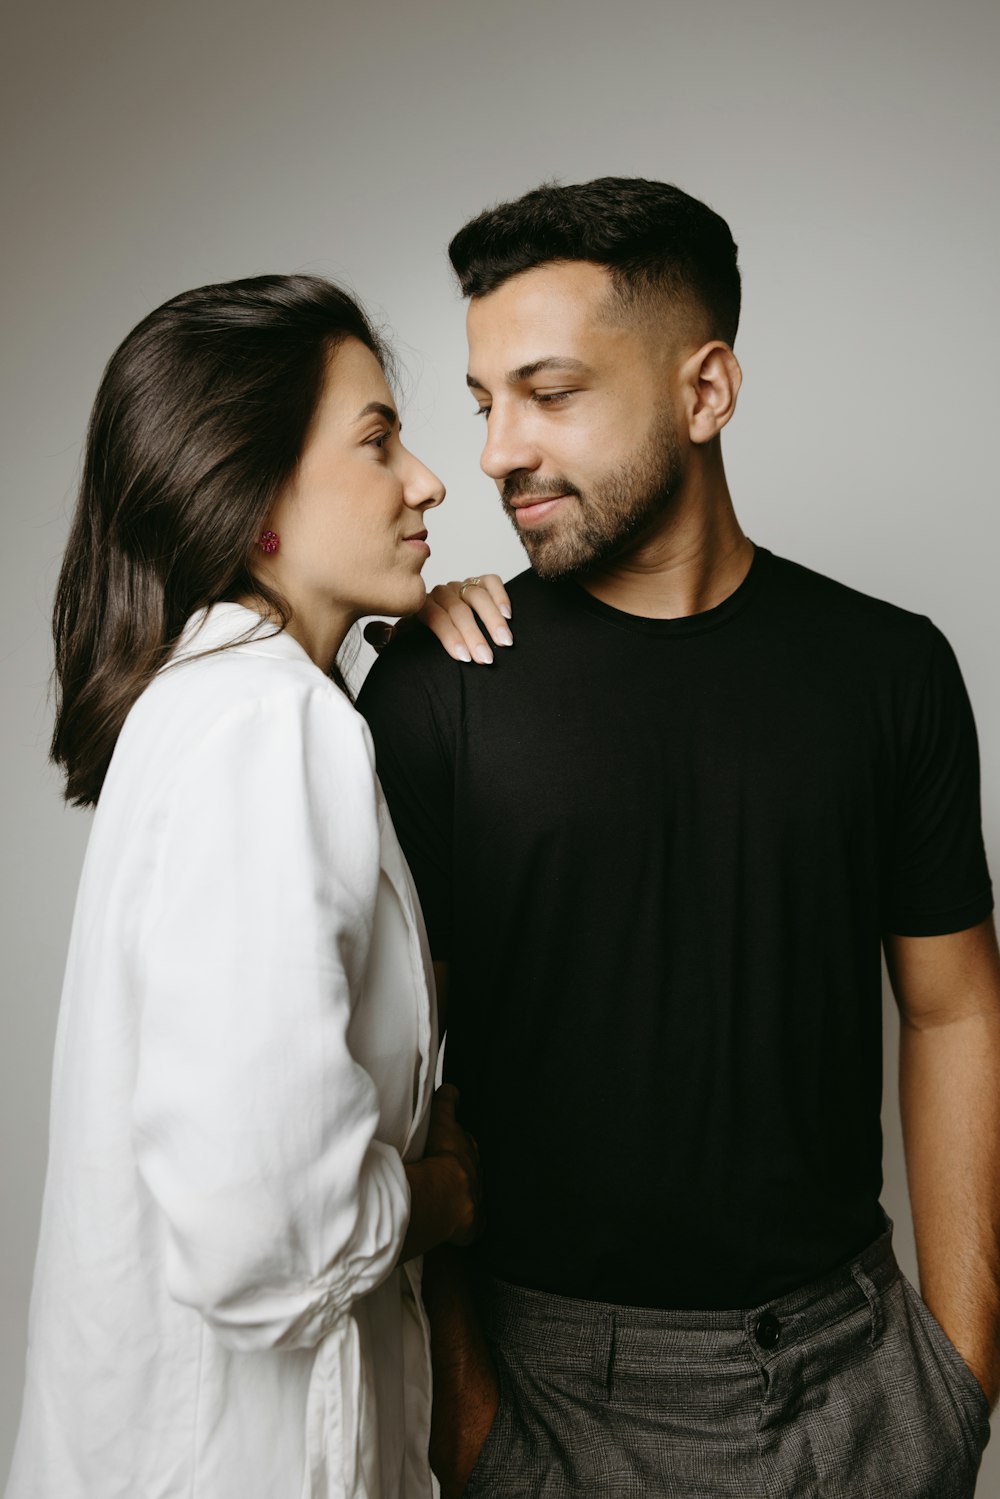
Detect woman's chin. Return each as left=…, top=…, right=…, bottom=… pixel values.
left=369, top=577, right=426, bottom=622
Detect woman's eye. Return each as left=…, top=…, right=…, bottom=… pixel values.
left=474, top=407, right=491, bottom=420
left=369, top=430, right=391, bottom=451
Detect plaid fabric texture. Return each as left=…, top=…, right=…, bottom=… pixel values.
left=463, top=1228, right=991, bottom=1497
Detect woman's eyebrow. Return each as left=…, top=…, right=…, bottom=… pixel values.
left=355, top=400, right=400, bottom=430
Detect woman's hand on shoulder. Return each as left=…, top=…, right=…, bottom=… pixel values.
left=421, top=575, right=513, bottom=666
left=364, top=574, right=512, bottom=665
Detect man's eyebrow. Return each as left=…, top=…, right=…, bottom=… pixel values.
left=356, top=400, right=400, bottom=431
left=466, top=357, right=594, bottom=391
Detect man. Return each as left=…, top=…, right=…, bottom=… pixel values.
left=358, top=178, right=1000, bottom=1497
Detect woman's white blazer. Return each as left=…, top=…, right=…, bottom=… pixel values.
left=6, top=605, right=438, bottom=1499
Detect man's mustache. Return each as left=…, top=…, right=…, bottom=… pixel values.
left=501, top=474, right=581, bottom=507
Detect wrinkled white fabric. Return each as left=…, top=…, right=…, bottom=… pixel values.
left=6, top=605, right=437, bottom=1499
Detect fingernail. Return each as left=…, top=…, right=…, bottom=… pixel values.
left=473, top=644, right=494, bottom=665
left=500, top=604, right=512, bottom=619
left=495, top=628, right=514, bottom=647
left=452, top=645, right=472, bottom=663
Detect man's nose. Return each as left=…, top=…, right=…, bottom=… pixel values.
left=479, top=406, right=538, bottom=483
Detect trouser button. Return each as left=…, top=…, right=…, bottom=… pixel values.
left=754, top=1312, right=781, bottom=1349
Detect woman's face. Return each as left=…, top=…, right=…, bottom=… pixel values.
left=261, top=338, right=444, bottom=655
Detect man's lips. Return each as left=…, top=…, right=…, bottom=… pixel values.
left=509, top=494, right=571, bottom=526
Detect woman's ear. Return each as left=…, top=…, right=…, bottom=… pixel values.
left=680, top=341, right=742, bottom=444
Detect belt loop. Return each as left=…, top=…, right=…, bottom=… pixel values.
left=590, top=1313, right=615, bottom=1401
left=851, top=1263, right=884, bottom=1348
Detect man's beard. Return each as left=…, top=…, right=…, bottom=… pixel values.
left=500, top=409, right=684, bottom=581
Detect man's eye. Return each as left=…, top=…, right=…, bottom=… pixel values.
left=533, top=391, right=574, bottom=405
left=474, top=407, right=491, bottom=420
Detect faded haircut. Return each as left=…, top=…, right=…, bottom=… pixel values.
left=448, top=177, right=741, bottom=346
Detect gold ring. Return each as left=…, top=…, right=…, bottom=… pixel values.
left=458, top=576, right=483, bottom=602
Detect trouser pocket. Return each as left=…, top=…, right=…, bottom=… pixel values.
left=900, top=1275, right=991, bottom=1452
left=461, top=1370, right=514, bottom=1498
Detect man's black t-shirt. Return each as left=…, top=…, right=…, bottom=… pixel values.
left=358, top=547, right=993, bottom=1309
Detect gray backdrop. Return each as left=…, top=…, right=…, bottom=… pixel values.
left=3, top=0, right=998, bottom=1486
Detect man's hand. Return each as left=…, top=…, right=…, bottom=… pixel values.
left=400, top=1086, right=484, bottom=1261
left=424, top=1084, right=483, bottom=1247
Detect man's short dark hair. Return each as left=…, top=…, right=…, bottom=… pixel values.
left=448, top=177, right=741, bottom=346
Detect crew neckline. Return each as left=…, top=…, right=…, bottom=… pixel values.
left=559, top=544, right=770, bottom=638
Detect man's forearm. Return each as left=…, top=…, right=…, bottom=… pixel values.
left=900, top=1006, right=1000, bottom=1407
left=422, top=1245, right=499, bottom=1497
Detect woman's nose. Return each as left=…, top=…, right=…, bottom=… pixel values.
left=403, top=450, right=445, bottom=509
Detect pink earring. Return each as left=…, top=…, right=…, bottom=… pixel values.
left=257, top=530, right=280, bottom=555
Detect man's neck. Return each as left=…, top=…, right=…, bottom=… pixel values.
left=580, top=474, right=752, bottom=620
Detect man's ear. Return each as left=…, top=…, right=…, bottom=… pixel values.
left=680, top=342, right=742, bottom=444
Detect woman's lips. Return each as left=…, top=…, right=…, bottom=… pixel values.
left=512, top=494, right=570, bottom=526
left=403, top=533, right=430, bottom=557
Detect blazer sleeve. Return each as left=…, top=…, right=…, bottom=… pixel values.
left=131, top=680, right=410, bottom=1352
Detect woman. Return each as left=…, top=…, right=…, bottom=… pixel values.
left=6, top=274, right=482, bottom=1499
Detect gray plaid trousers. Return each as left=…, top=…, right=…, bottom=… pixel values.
left=463, top=1228, right=991, bottom=1497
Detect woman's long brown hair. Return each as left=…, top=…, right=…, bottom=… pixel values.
left=51, top=274, right=390, bottom=806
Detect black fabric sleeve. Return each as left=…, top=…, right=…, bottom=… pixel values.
left=884, top=622, right=993, bottom=936
left=356, top=636, right=459, bottom=959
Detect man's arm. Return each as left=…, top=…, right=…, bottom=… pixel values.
left=358, top=631, right=503, bottom=1491
left=886, top=915, right=1000, bottom=1408
left=424, top=959, right=500, bottom=1499
left=423, top=1244, right=500, bottom=1498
